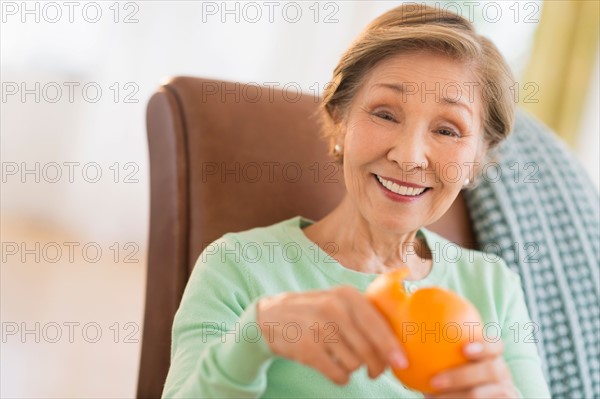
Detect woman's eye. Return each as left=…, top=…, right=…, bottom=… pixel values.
left=437, top=128, right=461, bottom=138
left=373, top=111, right=395, bottom=122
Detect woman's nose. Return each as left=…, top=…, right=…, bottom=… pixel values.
left=386, top=129, right=429, bottom=173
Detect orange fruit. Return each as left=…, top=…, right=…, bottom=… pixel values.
left=365, top=268, right=484, bottom=394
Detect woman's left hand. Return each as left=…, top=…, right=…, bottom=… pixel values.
left=425, top=340, right=520, bottom=399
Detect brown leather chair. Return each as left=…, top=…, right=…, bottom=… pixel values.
left=138, top=77, right=476, bottom=398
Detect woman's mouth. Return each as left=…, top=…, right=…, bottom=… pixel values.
left=373, top=174, right=431, bottom=200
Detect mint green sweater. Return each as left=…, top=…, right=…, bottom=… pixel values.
left=162, top=216, right=551, bottom=398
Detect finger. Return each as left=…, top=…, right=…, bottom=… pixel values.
left=430, top=357, right=510, bottom=393
left=427, top=383, right=514, bottom=399
left=463, top=339, right=504, bottom=360
left=310, top=351, right=351, bottom=386
left=335, top=287, right=400, bottom=375
left=314, top=295, right=380, bottom=379
left=339, top=286, right=408, bottom=368
left=340, top=320, right=387, bottom=378
left=324, top=299, right=386, bottom=378
left=325, top=340, right=362, bottom=374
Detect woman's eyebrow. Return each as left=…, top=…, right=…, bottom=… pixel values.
left=439, top=98, right=474, bottom=118
left=373, top=82, right=410, bottom=94
left=373, top=82, right=474, bottom=117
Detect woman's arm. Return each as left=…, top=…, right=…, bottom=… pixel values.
left=161, top=235, right=275, bottom=398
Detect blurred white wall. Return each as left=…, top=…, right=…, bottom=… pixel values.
left=0, top=0, right=557, bottom=243
left=1, top=1, right=596, bottom=398
left=575, top=46, right=600, bottom=189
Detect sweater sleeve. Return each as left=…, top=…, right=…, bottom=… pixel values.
left=162, top=235, right=276, bottom=398
left=500, top=269, right=551, bottom=399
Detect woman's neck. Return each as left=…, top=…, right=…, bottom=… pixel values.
left=302, top=195, right=432, bottom=278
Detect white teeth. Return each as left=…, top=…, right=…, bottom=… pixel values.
left=376, top=175, right=426, bottom=196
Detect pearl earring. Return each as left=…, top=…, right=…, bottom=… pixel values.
left=464, top=178, right=470, bottom=186
left=334, top=144, right=342, bottom=154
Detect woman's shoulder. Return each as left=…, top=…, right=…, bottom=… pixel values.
left=191, top=216, right=308, bottom=294
left=217, top=215, right=303, bottom=245
left=197, top=215, right=306, bottom=268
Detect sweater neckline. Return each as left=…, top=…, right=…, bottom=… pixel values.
left=282, top=215, right=448, bottom=292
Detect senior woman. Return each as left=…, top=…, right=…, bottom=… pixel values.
left=162, top=4, right=551, bottom=399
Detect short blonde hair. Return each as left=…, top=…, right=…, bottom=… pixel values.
left=319, top=4, right=516, bottom=188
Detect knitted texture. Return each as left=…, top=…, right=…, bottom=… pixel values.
left=464, top=108, right=600, bottom=398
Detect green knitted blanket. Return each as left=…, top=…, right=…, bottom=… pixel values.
left=464, top=108, right=600, bottom=398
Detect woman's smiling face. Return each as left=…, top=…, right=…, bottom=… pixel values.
left=339, top=51, right=485, bottom=233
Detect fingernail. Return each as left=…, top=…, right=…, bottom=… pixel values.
left=389, top=349, right=408, bottom=369
left=464, top=342, right=483, bottom=355
left=431, top=375, right=449, bottom=388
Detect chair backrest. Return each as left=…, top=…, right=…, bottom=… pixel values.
left=138, top=77, right=477, bottom=398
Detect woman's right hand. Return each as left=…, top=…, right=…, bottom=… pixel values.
left=256, top=285, right=408, bottom=385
